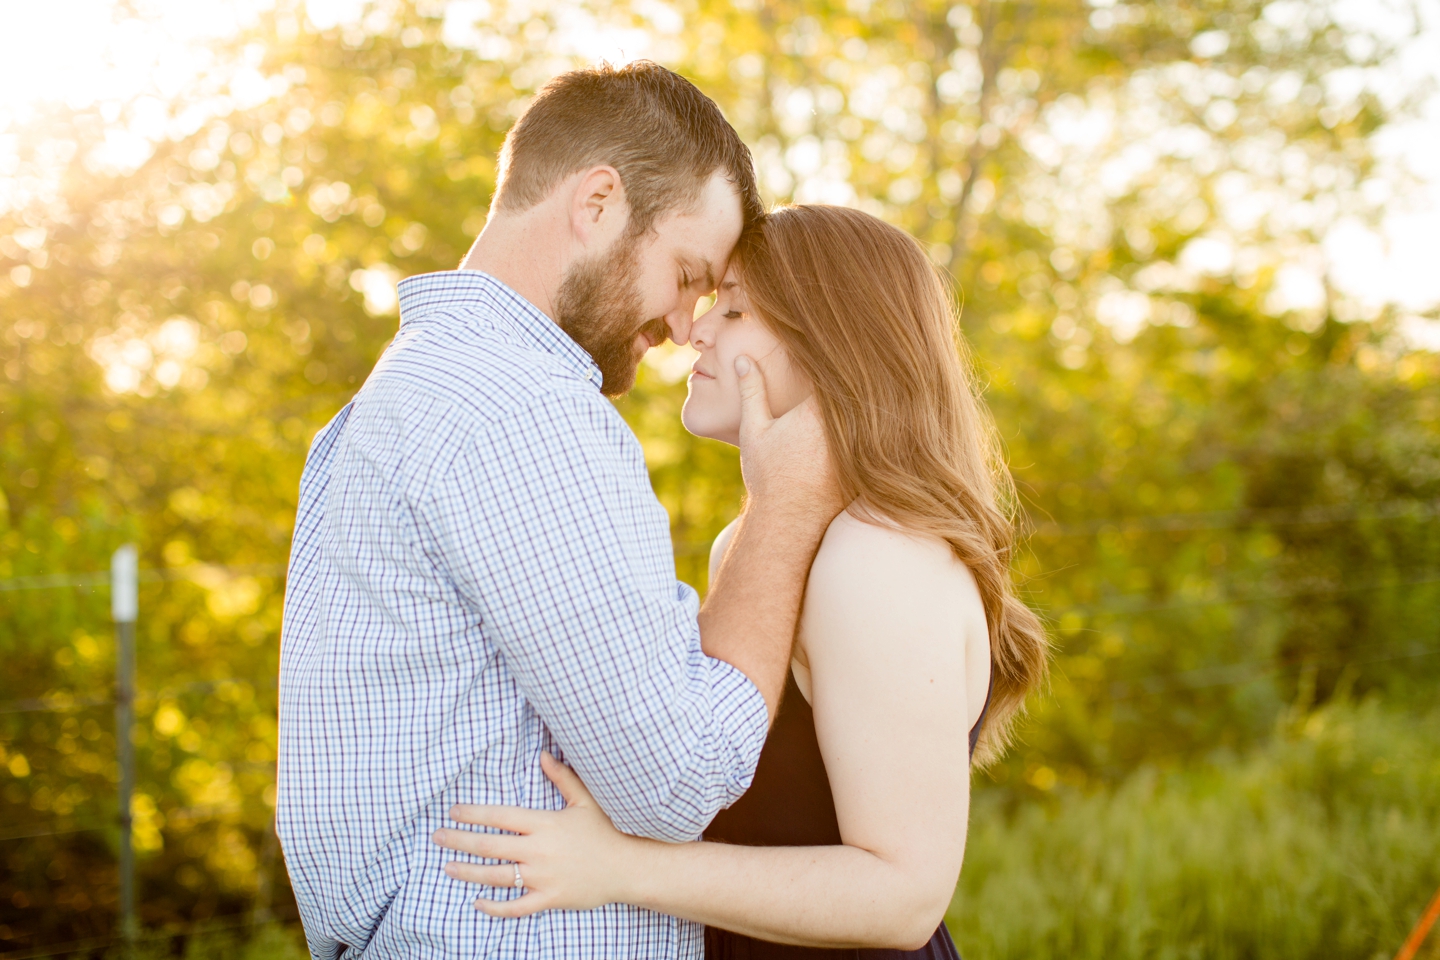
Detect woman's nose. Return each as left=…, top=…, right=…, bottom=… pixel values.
left=689, top=309, right=717, bottom=350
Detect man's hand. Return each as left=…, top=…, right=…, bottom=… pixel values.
left=733, top=355, right=842, bottom=525
left=699, top=355, right=845, bottom=721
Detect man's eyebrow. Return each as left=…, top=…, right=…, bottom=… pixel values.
left=686, top=256, right=715, bottom=290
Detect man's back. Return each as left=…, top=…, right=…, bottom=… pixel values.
left=277, top=272, right=768, bottom=959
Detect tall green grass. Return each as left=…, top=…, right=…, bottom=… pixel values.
left=103, top=923, right=309, bottom=960
left=949, top=700, right=1440, bottom=960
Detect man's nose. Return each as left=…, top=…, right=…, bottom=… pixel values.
left=664, top=311, right=693, bottom=347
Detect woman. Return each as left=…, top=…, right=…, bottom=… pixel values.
left=432, top=205, right=1048, bottom=957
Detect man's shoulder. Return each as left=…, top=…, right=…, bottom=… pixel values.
left=324, top=319, right=631, bottom=496
left=371, top=314, right=604, bottom=428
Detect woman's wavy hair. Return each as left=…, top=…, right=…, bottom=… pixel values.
left=733, top=204, right=1048, bottom=764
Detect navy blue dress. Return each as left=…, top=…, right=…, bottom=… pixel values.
left=702, top=671, right=988, bottom=960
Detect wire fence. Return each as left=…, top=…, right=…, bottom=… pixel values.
left=0, top=563, right=286, bottom=593
left=3, top=505, right=1436, bottom=719
left=1024, top=496, right=1440, bottom=538
left=3, top=566, right=1435, bottom=717
left=0, top=676, right=278, bottom=717
left=1, top=821, right=126, bottom=843
left=3, top=496, right=1436, bottom=590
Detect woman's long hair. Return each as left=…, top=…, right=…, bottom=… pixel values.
left=733, top=204, right=1048, bottom=764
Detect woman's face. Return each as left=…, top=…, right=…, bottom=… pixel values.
left=683, top=267, right=811, bottom=446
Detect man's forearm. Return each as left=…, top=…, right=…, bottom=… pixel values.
left=698, top=504, right=830, bottom=719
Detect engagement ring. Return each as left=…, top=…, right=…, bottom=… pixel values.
left=513, top=863, right=524, bottom=889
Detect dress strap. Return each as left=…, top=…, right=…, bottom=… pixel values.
left=967, top=671, right=995, bottom=758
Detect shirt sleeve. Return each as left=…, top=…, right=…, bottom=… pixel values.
left=421, top=390, right=769, bottom=842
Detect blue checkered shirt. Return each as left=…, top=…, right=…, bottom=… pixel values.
left=277, top=270, right=769, bottom=959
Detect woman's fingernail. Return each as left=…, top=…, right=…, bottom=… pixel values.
left=735, top=356, right=752, bottom=376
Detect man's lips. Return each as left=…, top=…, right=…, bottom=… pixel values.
left=637, top=320, right=669, bottom=350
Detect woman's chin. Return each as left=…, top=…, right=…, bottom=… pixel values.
left=680, top=406, right=740, bottom=447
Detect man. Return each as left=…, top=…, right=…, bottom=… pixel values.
left=277, top=62, right=839, bottom=959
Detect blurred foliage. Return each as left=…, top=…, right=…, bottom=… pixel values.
left=1, top=0, right=1437, bottom=954
left=92, top=922, right=308, bottom=960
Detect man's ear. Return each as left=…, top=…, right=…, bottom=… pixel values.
left=570, top=165, right=627, bottom=250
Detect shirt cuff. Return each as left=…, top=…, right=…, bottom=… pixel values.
left=704, top=655, right=771, bottom=805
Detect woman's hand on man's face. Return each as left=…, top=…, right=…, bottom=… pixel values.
left=432, top=752, right=639, bottom=917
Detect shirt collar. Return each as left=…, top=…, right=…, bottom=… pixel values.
left=396, top=269, right=604, bottom=391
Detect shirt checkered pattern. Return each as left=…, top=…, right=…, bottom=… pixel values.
left=277, top=270, right=769, bottom=960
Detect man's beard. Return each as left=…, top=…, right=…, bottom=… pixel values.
left=554, top=236, right=668, bottom=396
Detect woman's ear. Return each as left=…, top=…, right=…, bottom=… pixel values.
left=570, top=165, right=627, bottom=250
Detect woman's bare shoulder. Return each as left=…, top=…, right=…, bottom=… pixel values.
left=804, top=508, right=985, bottom=645
left=811, top=508, right=974, bottom=587
left=707, top=517, right=741, bottom=584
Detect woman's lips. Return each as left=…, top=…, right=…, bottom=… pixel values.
left=689, top=366, right=715, bottom=381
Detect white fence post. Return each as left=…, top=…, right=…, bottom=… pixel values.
left=111, top=544, right=138, bottom=953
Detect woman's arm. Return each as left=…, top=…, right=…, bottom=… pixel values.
left=435, top=512, right=987, bottom=949
left=438, top=754, right=945, bottom=948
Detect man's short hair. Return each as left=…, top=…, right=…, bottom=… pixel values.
left=492, top=61, right=763, bottom=235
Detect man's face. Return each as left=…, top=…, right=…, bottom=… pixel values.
left=554, top=171, right=744, bottom=396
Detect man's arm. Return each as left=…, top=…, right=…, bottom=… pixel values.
left=424, top=382, right=825, bottom=842
left=698, top=356, right=842, bottom=720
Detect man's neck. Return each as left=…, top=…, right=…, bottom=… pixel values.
left=459, top=208, right=567, bottom=321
